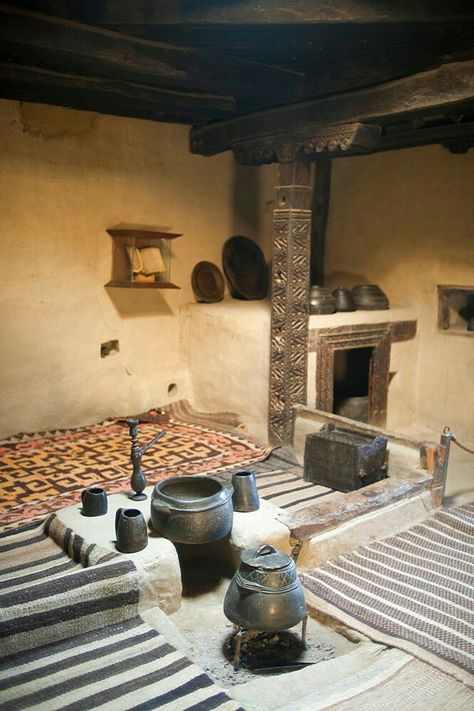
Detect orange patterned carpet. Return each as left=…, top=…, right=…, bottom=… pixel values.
left=0, top=412, right=272, bottom=532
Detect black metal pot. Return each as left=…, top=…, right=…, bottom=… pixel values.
left=150, top=476, right=233, bottom=544
left=309, top=286, right=336, bottom=315
left=224, top=544, right=307, bottom=631
left=332, top=286, right=357, bottom=312
left=352, top=284, right=389, bottom=310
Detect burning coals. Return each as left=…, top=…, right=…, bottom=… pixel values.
left=224, top=629, right=336, bottom=672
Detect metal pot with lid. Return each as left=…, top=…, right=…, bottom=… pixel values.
left=224, top=544, right=307, bottom=631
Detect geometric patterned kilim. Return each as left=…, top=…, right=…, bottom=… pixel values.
left=0, top=414, right=272, bottom=533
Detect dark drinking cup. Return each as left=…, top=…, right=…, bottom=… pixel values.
left=81, top=487, right=108, bottom=517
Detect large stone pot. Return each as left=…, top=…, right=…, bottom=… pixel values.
left=150, top=476, right=233, bottom=544
left=224, top=544, right=307, bottom=631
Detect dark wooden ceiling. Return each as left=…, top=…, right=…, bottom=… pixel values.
left=1, top=1, right=473, bottom=156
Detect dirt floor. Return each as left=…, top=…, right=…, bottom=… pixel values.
left=170, top=554, right=356, bottom=688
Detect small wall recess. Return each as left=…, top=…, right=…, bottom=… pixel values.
left=437, top=285, right=474, bottom=336
left=101, top=340, right=120, bottom=358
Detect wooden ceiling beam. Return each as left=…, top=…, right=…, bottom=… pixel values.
left=379, top=119, right=474, bottom=153
left=0, top=4, right=308, bottom=102
left=0, top=62, right=237, bottom=124
left=190, top=61, right=474, bottom=156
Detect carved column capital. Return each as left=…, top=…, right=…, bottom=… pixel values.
left=231, top=123, right=381, bottom=165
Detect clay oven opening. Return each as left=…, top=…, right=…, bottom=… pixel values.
left=314, top=323, right=393, bottom=428
left=333, top=346, right=375, bottom=423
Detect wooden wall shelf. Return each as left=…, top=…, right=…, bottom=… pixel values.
left=105, top=280, right=180, bottom=289
left=105, top=227, right=182, bottom=289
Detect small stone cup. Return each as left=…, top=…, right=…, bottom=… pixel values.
left=231, top=470, right=260, bottom=512
left=81, top=487, right=108, bottom=517
left=115, top=508, right=148, bottom=553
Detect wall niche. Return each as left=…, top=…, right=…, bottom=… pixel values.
left=437, top=285, right=474, bottom=336
left=106, top=226, right=182, bottom=289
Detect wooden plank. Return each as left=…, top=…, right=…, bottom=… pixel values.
left=0, top=63, right=236, bottom=124
left=293, top=405, right=427, bottom=451
left=99, top=0, right=474, bottom=26
left=190, top=61, right=474, bottom=156
left=289, top=471, right=432, bottom=541
left=0, top=4, right=308, bottom=102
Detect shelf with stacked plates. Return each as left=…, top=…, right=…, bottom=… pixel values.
left=105, top=226, right=181, bottom=289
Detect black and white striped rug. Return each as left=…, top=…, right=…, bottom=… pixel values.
left=301, top=502, right=474, bottom=687
left=0, top=517, right=242, bottom=711
left=251, top=447, right=335, bottom=512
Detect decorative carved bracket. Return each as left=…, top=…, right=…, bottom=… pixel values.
left=231, top=123, right=381, bottom=165
left=302, top=123, right=381, bottom=156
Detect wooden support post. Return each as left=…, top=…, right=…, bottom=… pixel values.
left=269, top=146, right=312, bottom=445
left=310, top=158, right=332, bottom=287
left=420, top=441, right=446, bottom=508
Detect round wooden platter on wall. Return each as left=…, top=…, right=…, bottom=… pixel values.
left=191, top=261, right=225, bottom=303
left=222, top=236, right=268, bottom=300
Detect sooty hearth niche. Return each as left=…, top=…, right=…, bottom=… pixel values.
left=309, top=320, right=417, bottom=427
left=333, top=346, right=375, bottom=422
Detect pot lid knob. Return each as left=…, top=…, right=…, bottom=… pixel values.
left=240, top=543, right=293, bottom=570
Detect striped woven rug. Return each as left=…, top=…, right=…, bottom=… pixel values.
left=301, top=502, right=474, bottom=686
left=245, top=447, right=334, bottom=513
left=0, top=518, right=242, bottom=711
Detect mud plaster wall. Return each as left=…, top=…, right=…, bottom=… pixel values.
left=0, top=99, right=266, bottom=438
left=324, top=146, right=474, bottom=443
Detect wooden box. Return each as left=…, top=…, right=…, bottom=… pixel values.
left=303, top=424, right=388, bottom=492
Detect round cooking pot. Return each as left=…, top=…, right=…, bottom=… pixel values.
left=224, top=544, right=306, bottom=631
left=309, top=286, right=336, bottom=315
left=150, top=476, right=233, bottom=544
left=352, top=284, right=389, bottom=310
left=332, top=286, right=357, bottom=312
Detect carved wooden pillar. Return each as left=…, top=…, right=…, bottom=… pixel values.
left=269, top=146, right=312, bottom=444
left=229, top=124, right=381, bottom=445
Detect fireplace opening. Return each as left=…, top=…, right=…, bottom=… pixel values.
left=333, top=347, right=374, bottom=422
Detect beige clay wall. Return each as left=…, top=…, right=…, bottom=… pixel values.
left=0, top=99, right=265, bottom=438
left=2, top=100, right=472, bottom=447
left=325, top=145, right=474, bottom=443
